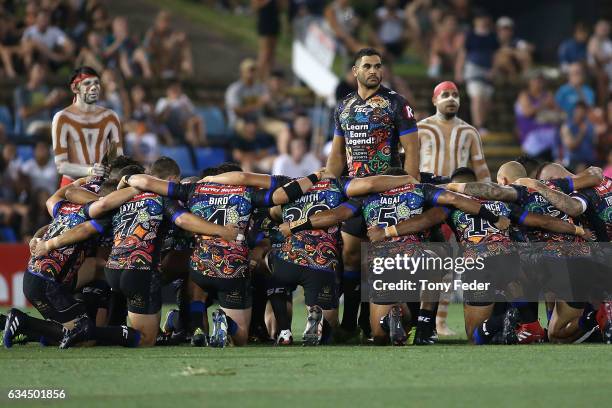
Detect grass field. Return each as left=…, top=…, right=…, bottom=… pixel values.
left=1, top=303, right=611, bottom=408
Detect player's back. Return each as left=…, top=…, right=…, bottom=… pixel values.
left=277, top=178, right=345, bottom=272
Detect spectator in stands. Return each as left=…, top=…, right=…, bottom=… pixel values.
left=75, top=31, right=105, bottom=74
left=0, top=9, right=22, bottom=78
left=14, top=63, right=65, bottom=137
left=405, top=0, right=444, bottom=60
left=20, top=10, right=74, bottom=71
left=278, top=112, right=315, bottom=155
left=125, top=121, right=160, bottom=167
left=264, top=69, right=296, bottom=124
left=456, top=11, right=498, bottom=133
left=226, top=58, right=287, bottom=151
left=428, top=13, right=464, bottom=79
left=232, top=118, right=276, bottom=172
left=592, top=97, right=612, bottom=163
left=144, top=11, right=193, bottom=78
left=587, top=19, right=612, bottom=104
left=103, top=16, right=152, bottom=79
left=20, top=139, right=57, bottom=195
left=603, top=148, right=612, bottom=178
left=272, top=137, right=321, bottom=177
left=374, top=0, right=406, bottom=60
left=254, top=0, right=281, bottom=80
left=0, top=142, right=22, bottom=201
left=155, top=81, right=206, bottom=147
left=20, top=187, right=51, bottom=241
left=555, top=62, right=595, bottom=119
left=127, top=84, right=171, bottom=144
left=99, top=68, right=130, bottom=120
left=559, top=101, right=596, bottom=169
left=88, top=4, right=112, bottom=36
left=335, top=63, right=357, bottom=101
left=558, top=22, right=589, bottom=74
left=324, top=0, right=362, bottom=55
left=515, top=74, right=560, bottom=161
left=493, top=16, right=534, bottom=81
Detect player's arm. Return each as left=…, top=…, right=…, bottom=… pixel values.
left=173, top=212, right=240, bottom=242
left=326, top=107, right=347, bottom=177
left=521, top=213, right=593, bottom=240
left=367, top=207, right=449, bottom=243
left=45, top=177, right=89, bottom=216
left=431, top=188, right=510, bottom=230
left=33, top=220, right=106, bottom=257
left=445, top=182, right=519, bottom=202
left=344, top=175, right=418, bottom=197
left=86, top=187, right=141, bottom=219
left=203, top=172, right=274, bottom=188
left=396, top=99, right=420, bottom=179
left=572, top=166, right=603, bottom=190
left=65, top=186, right=99, bottom=204
left=29, top=224, right=49, bottom=254
left=513, top=178, right=586, bottom=217
left=278, top=200, right=359, bottom=237
left=469, top=132, right=491, bottom=181
left=125, top=174, right=171, bottom=196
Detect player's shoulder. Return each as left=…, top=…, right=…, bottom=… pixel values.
left=337, top=91, right=358, bottom=108
left=380, top=85, right=407, bottom=102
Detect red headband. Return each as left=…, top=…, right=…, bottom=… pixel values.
left=71, top=73, right=97, bottom=86
left=433, top=81, right=458, bottom=99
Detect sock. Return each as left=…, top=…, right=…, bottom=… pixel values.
left=249, top=283, right=267, bottom=336
left=321, top=318, right=332, bottom=344
left=226, top=315, right=238, bottom=336
left=511, top=300, right=538, bottom=324
left=379, top=314, right=390, bottom=334
left=108, top=290, right=127, bottom=326
left=341, top=269, right=361, bottom=331
left=407, top=302, right=419, bottom=326
left=189, top=301, right=206, bottom=331
left=93, top=325, right=140, bottom=347
left=578, top=303, right=595, bottom=331
left=474, top=314, right=505, bottom=345
left=176, top=283, right=189, bottom=333
left=358, top=302, right=370, bottom=336
left=79, top=280, right=111, bottom=321
left=269, top=292, right=291, bottom=332
left=546, top=309, right=553, bottom=323
left=19, top=314, right=63, bottom=343
left=417, top=309, right=434, bottom=331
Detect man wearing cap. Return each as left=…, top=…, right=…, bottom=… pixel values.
left=52, top=66, right=123, bottom=187
left=493, top=16, right=534, bottom=81
left=225, top=58, right=287, bottom=153
left=419, top=81, right=490, bottom=182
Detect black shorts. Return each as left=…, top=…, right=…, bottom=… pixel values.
left=23, top=271, right=86, bottom=324
left=105, top=268, right=162, bottom=315
left=190, top=271, right=252, bottom=309
left=463, top=253, right=520, bottom=306
left=270, top=257, right=339, bottom=309
left=341, top=213, right=367, bottom=238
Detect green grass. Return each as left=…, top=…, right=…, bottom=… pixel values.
left=1, top=304, right=612, bottom=407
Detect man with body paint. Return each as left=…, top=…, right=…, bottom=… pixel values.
left=52, top=66, right=124, bottom=187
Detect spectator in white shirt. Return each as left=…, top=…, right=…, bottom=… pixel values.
left=20, top=139, right=57, bottom=196
left=272, top=138, right=321, bottom=178
left=155, top=82, right=205, bottom=147
left=21, top=10, right=74, bottom=70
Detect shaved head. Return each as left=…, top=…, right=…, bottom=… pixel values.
left=497, top=161, right=527, bottom=185
left=537, top=163, right=573, bottom=180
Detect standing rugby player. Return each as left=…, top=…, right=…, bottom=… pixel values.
left=326, top=48, right=420, bottom=339
left=52, top=66, right=123, bottom=186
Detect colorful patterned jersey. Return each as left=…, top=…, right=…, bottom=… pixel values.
left=28, top=200, right=101, bottom=285
left=105, top=192, right=186, bottom=271
left=276, top=178, right=345, bottom=272
left=169, top=176, right=286, bottom=279
left=343, top=183, right=444, bottom=243
left=334, top=85, right=417, bottom=177
left=447, top=199, right=526, bottom=258
left=571, top=177, right=612, bottom=242
left=246, top=208, right=284, bottom=251
left=512, top=180, right=587, bottom=256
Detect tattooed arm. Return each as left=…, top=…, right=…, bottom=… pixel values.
left=445, top=182, right=519, bottom=202
left=513, top=178, right=585, bottom=217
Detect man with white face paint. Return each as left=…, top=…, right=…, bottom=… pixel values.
left=418, top=81, right=491, bottom=182
left=52, top=66, right=124, bottom=187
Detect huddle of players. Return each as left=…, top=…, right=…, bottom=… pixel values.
left=3, top=150, right=609, bottom=349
